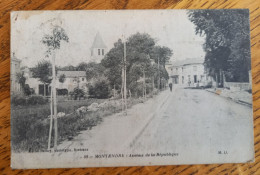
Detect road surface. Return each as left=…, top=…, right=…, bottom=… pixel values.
left=130, top=88, right=254, bottom=163
left=13, top=88, right=254, bottom=168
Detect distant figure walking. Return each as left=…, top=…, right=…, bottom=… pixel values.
left=169, top=83, right=173, bottom=92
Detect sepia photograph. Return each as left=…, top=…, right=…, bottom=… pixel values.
left=10, top=9, right=254, bottom=169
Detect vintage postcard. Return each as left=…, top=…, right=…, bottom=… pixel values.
left=11, top=9, right=254, bottom=169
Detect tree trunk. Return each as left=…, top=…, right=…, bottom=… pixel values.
left=223, top=71, right=226, bottom=88
left=219, top=69, right=224, bottom=87
left=48, top=88, right=53, bottom=150
left=215, top=73, right=219, bottom=88
left=52, top=52, right=58, bottom=150
left=129, top=89, right=131, bottom=99
left=113, top=84, right=116, bottom=98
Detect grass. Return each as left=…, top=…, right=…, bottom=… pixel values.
left=11, top=96, right=153, bottom=153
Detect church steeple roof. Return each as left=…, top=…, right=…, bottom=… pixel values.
left=91, top=32, right=107, bottom=49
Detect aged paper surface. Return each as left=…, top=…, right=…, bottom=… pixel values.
left=10, top=10, right=254, bottom=169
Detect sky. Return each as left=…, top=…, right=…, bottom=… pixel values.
left=11, top=10, right=206, bottom=68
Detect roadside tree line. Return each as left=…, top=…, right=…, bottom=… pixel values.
left=22, top=32, right=173, bottom=99
left=188, top=9, right=251, bottom=87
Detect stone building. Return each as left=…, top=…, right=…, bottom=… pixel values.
left=168, top=58, right=213, bottom=87
left=11, top=53, right=22, bottom=94
left=56, top=71, right=87, bottom=93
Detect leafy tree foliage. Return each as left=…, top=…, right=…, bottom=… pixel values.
left=71, top=87, right=85, bottom=100
left=188, top=9, right=251, bottom=82
left=31, top=60, right=52, bottom=84
left=16, top=72, right=33, bottom=96
left=88, top=79, right=110, bottom=99
left=16, top=72, right=26, bottom=91
left=77, top=62, right=105, bottom=80
left=31, top=60, right=52, bottom=96
left=101, top=39, right=124, bottom=91
left=150, top=46, right=173, bottom=68
left=59, top=65, right=77, bottom=71
left=59, top=74, right=66, bottom=83
left=42, top=26, right=69, bottom=53
left=101, top=33, right=172, bottom=97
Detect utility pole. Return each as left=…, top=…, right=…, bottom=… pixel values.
left=123, top=41, right=127, bottom=114
left=121, top=66, right=124, bottom=112
left=158, top=57, right=160, bottom=91
left=152, top=76, right=154, bottom=97
left=143, top=68, right=146, bottom=100
left=121, top=39, right=127, bottom=115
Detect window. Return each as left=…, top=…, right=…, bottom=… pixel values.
left=194, top=75, right=197, bottom=83
left=102, top=49, right=104, bottom=55
left=182, top=76, right=184, bottom=84
left=98, top=49, right=100, bottom=55
left=193, top=66, right=197, bottom=71
left=201, top=75, right=204, bottom=81
left=182, top=67, right=184, bottom=72
left=82, top=78, right=84, bottom=81
left=175, top=76, right=179, bottom=84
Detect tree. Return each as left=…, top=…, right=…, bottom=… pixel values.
left=101, top=39, right=124, bottom=92
left=204, top=46, right=231, bottom=85
left=150, top=45, right=173, bottom=68
left=102, top=33, right=172, bottom=97
left=77, top=62, right=105, bottom=80
left=31, top=60, right=52, bottom=96
left=88, top=79, right=110, bottom=99
left=16, top=72, right=26, bottom=92
left=58, top=74, right=66, bottom=83
left=60, top=65, right=76, bottom=71
left=188, top=9, right=251, bottom=84
left=42, top=25, right=69, bottom=150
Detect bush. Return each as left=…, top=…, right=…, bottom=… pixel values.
left=88, top=79, right=110, bottom=99
left=27, top=95, right=48, bottom=105
left=24, top=84, right=34, bottom=96
left=11, top=95, right=48, bottom=106
left=57, top=89, right=68, bottom=96
left=72, top=88, right=85, bottom=100
left=11, top=95, right=27, bottom=106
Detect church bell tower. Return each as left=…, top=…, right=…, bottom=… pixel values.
left=90, top=32, right=107, bottom=63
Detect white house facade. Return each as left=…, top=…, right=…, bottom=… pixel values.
left=56, top=71, right=88, bottom=93
left=11, top=53, right=22, bottom=94
left=23, top=67, right=47, bottom=95
left=168, top=58, right=213, bottom=87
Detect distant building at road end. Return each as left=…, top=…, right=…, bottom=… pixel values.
left=168, top=58, right=213, bottom=88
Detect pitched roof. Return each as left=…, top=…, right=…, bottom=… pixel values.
left=91, top=32, right=107, bottom=49
left=172, top=58, right=204, bottom=67
left=57, top=71, right=86, bottom=78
